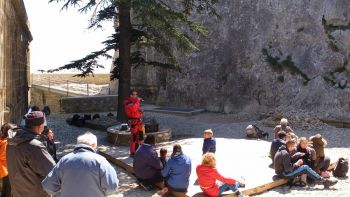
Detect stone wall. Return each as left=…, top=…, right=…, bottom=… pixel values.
left=131, top=0, right=350, bottom=120
left=60, top=95, right=118, bottom=113
left=30, top=85, right=65, bottom=113
left=0, top=0, right=32, bottom=125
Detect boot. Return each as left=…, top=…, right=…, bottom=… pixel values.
left=321, top=178, right=338, bottom=188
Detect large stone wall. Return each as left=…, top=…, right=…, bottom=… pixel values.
left=131, top=0, right=350, bottom=120
left=30, top=86, right=65, bottom=113
left=0, top=0, right=32, bottom=125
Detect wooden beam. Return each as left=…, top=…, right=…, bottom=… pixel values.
left=99, top=151, right=135, bottom=174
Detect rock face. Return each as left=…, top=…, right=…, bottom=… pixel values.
left=131, top=0, right=350, bottom=120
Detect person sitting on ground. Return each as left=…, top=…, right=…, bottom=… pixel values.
left=42, top=128, right=58, bottom=162
left=158, top=144, right=192, bottom=197
left=274, top=118, right=298, bottom=141
left=309, top=134, right=331, bottom=177
left=0, top=123, right=17, bottom=197
left=270, top=131, right=287, bottom=164
left=133, top=135, right=164, bottom=190
left=7, top=111, right=56, bottom=197
left=296, top=137, right=316, bottom=167
left=274, top=140, right=337, bottom=188
left=159, top=148, right=168, bottom=167
left=196, top=153, right=244, bottom=197
left=42, top=132, right=118, bottom=197
left=202, top=129, right=216, bottom=155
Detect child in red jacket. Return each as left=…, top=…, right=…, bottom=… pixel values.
left=196, top=153, right=243, bottom=197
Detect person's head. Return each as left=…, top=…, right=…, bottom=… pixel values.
left=42, top=128, right=54, bottom=140
left=280, top=118, right=288, bottom=126
left=298, top=137, right=309, bottom=149
left=31, top=106, right=40, bottom=111
left=277, top=131, right=287, bottom=140
left=77, top=132, right=97, bottom=148
left=1, top=123, right=16, bottom=139
left=286, top=139, right=296, bottom=152
left=201, top=152, right=216, bottom=168
left=25, top=111, right=45, bottom=134
left=285, top=133, right=292, bottom=141
left=160, top=148, right=167, bottom=158
left=203, top=129, right=213, bottom=139
left=144, top=134, right=156, bottom=145
left=171, top=144, right=183, bottom=157
left=129, top=89, right=138, bottom=99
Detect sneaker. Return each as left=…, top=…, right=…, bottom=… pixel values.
left=321, top=171, right=330, bottom=178
left=322, top=178, right=338, bottom=188
left=235, top=191, right=243, bottom=197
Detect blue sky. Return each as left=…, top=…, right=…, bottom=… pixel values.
left=23, top=0, right=114, bottom=73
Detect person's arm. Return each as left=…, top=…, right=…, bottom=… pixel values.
left=100, top=159, right=119, bottom=195
left=202, top=141, right=208, bottom=153
left=149, top=150, right=163, bottom=170
left=210, top=139, right=216, bottom=153
left=215, top=169, right=236, bottom=184
left=28, top=141, right=56, bottom=178
left=282, top=153, right=295, bottom=172
left=161, top=159, right=172, bottom=177
left=41, top=164, right=61, bottom=195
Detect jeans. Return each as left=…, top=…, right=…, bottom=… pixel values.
left=218, top=181, right=240, bottom=196
left=283, top=165, right=322, bottom=181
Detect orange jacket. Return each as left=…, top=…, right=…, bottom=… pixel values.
left=0, top=139, right=8, bottom=178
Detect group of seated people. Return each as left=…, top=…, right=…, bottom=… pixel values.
left=270, top=118, right=337, bottom=188
left=133, top=129, right=245, bottom=197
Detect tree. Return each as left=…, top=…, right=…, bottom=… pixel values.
left=48, top=0, right=218, bottom=121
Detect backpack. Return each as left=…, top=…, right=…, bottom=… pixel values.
left=333, top=157, right=349, bottom=177
left=253, top=125, right=269, bottom=140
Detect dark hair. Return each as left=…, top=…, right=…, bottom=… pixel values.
left=277, top=131, right=287, bottom=139
left=42, top=128, right=53, bottom=136
left=160, top=148, right=167, bottom=156
left=31, top=106, right=40, bottom=111
left=1, top=123, right=16, bottom=139
left=129, top=89, right=137, bottom=96
left=173, top=144, right=182, bottom=153
left=144, top=134, right=155, bottom=145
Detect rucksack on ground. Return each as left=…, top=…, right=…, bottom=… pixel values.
left=253, top=125, right=269, bottom=140
left=333, top=157, right=349, bottom=177
left=290, top=173, right=307, bottom=187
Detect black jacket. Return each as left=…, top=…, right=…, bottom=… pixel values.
left=270, top=138, right=285, bottom=163
left=6, top=128, right=56, bottom=197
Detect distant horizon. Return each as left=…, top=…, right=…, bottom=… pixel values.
left=23, top=0, right=115, bottom=74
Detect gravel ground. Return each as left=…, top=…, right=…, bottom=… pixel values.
left=46, top=111, right=350, bottom=197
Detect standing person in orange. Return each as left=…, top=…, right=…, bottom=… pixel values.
left=124, top=90, right=144, bottom=156
left=0, top=123, right=16, bottom=197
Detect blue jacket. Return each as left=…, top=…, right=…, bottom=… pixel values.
left=161, top=154, right=191, bottom=190
left=133, top=144, right=163, bottom=180
left=42, top=144, right=119, bottom=197
left=202, top=137, right=216, bottom=154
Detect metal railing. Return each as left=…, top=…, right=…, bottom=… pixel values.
left=31, top=74, right=111, bottom=96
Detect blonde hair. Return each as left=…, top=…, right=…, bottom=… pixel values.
left=203, top=129, right=213, bottom=136
left=201, top=152, right=216, bottom=167
left=299, top=137, right=307, bottom=143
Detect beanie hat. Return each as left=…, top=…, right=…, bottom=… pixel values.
left=25, top=111, right=45, bottom=127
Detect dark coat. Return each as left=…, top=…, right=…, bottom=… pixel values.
left=274, top=145, right=295, bottom=176
left=6, top=128, right=56, bottom=197
left=202, top=137, right=216, bottom=155
left=270, top=138, right=286, bottom=163
left=133, top=144, right=163, bottom=180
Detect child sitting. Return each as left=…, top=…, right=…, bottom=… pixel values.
left=159, top=148, right=168, bottom=167
left=196, top=153, right=243, bottom=197
left=202, top=129, right=216, bottom=155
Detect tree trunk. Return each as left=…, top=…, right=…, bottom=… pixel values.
left=117, top=1, right=132, bottom=121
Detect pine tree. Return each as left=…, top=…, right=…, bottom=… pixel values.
left=48, top=0, right=218, bottom=121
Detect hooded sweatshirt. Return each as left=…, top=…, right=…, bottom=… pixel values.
left=161, top=154, right=191, bottom=190
left=196, top=165, right=236, bottom=197
left=6, top=127, right=56, bottom=197
left=133, top=144, right=163, bottom=180
left=274, top=145, right=295, bottom=176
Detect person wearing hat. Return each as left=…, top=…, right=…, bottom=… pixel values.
left=6, top=111, right=56, bottom=197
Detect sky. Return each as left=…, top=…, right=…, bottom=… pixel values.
left=23, top=0, right=115, bottom=73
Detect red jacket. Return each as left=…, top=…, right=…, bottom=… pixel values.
left=124, top=97, right=142, bottom=119
left=196, top=165, right=236, bottom=197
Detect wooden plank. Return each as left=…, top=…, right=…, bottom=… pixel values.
left=99, top=151, right=135, bottom=174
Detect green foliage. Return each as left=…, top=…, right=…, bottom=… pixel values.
left=262, top=48, right=310, bottom=83
left=48, top=0, right=218, bottom=78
